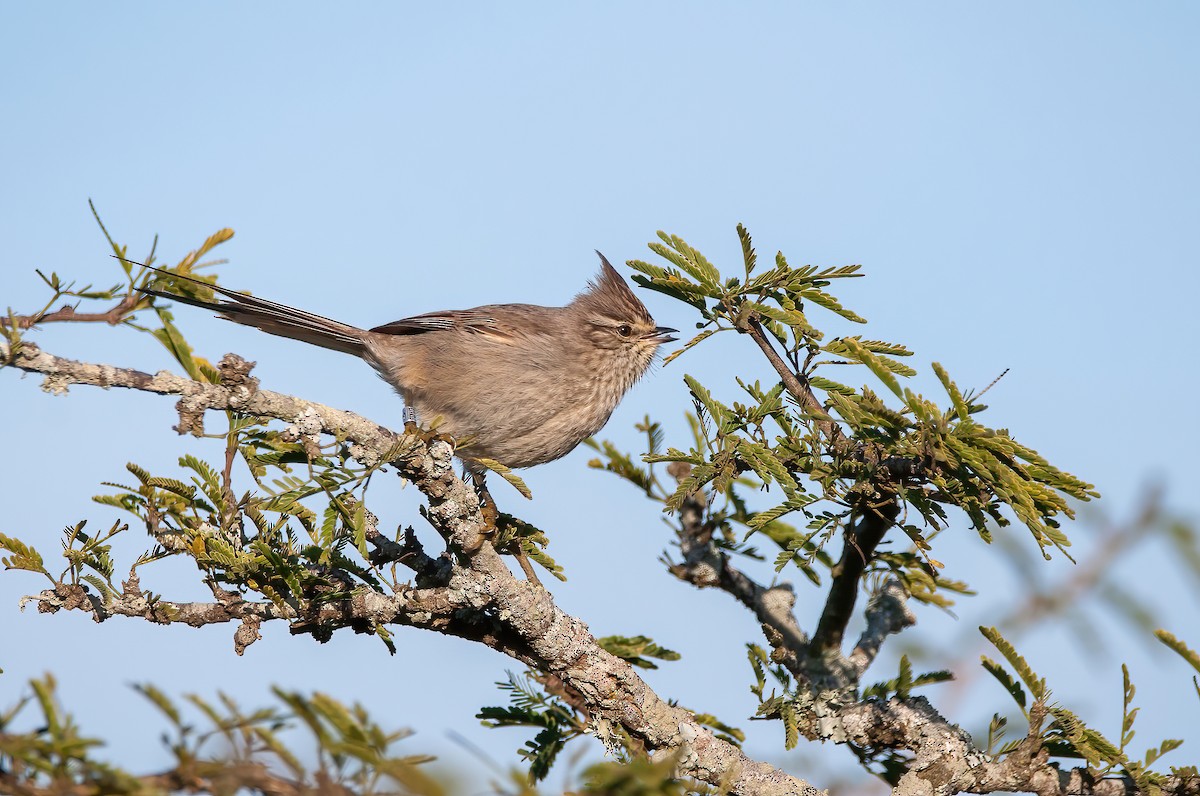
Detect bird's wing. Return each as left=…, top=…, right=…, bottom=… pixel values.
left=370, top=307, right=528, bottom=340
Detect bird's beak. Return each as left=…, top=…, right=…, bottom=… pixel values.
left=649, top=326, right=679, bottom=344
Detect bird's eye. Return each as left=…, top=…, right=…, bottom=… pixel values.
left=616, top=324, right=633, bottom=338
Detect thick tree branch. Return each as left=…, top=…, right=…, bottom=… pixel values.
left=847, top=579, right=915, bottom=678
left=3, top=340, right=822, bottom=796
left=797, top=696, right=1200, bottom=796
left=666, top=470, right=809, bottom=670
left=809, top=500, right=900, bottom=661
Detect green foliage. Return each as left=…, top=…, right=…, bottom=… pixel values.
left=597, top=635, right=682, bottom=670
left=980, top=628, right=1185, bottom=791
left=478, top=671, right=586, bottom=782
left=688, top=712, right=746, bottom=747
left=0, top=674, right=442, bottom=796
left=577, top=754, right=699, bottom=796
left=88, top=430, right=398, bottom=649
left=494, top=514, right=565, bottom=582
left=589, top=412, right=840, bottom=595
left=980, top=626, right=1047, bottom=702
left=474, top=456, right=533, bottom=499
left=747, top=642, right=805, bottom=749
left=981, top=656, right=1028, bottom=715
left=0, top=532, right=51, bottom=582
left=624, top=226, right=1096, bottom=565
left=862, top=654, right=952, bottom=701
left=7, top=214, right=1187, bottom=793
left=1156, top=629, right=1200, bottom=701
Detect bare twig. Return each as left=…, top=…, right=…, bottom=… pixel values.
left=1, top=294, right=145, bottom=329
left=742, top=317, right=845, bottom=448
left=666, top=470, right=809, bottom=670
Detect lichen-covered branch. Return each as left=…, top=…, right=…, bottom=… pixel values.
left=658, top=453, right=1199, bottom=796
left=2, top=339, right=822, bottom=796
left=809, top=501, right=901, bottom=662
left=666, top=472, right=809, bottom=670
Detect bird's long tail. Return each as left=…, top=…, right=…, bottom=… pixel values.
left=132, top=261, right=366, bottom=357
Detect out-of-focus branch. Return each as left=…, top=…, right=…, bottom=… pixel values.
left=0, top=761, right=311, bottom=796
left=847, top=579, right=915, bottom=677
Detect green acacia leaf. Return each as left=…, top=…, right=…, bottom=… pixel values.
left=473, top=457, right=533, bottom=500
left=981, top=627, right=1045, bottom=700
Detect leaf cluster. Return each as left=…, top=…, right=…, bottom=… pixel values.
left=479, top=637, right=741, bottom=784
left=980, top=627, right=1188, bottom=793
left=623, top=227, right=1096, bottom=568
left=478, top=671, right=588, bottom=782
left=0, top=674, right=443, bottom=796
left=3, top=203, right=235, bottom=382
left=861, top=654, right=952, bottom=701
left=494, top=514, right=565, bottom=582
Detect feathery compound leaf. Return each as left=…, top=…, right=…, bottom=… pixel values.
left=0, top=532, right=48, bottom=576
left=1049, top=706, right=1125, bottom=767
left=837, top=337, right=905, bottom=398
left=597, top=635, right=681, bottom=670
left=736, top=439, right=801, bottom=496
left=981, top=656, right=1027, bottom=711
left=692, top=712, right=746, bottom=745
left=151, top=310, right=205, bottom=382
left=751, top=302, right=820, bottom=339
left=81, top=574, right=113, bottom=600
left=191, top=227, right=234, bottom=263
left=748, top=494, right=819, bottom=531
left=585, top=438, right=655, bottom=495
left=980, top=627, right=1046, bottom=700
left=521, top=536, right=566, bottom=582
left=747, top=644, right=768, bottom=699
left=1156, top=629, right=1200, bottom=675
left=662, top=327, right=717, bottom=366
left=1121, top=664, right=1137, bottom=751
left=932, top=362, right=970, bottom=421
left=896, top=654, right=914, bottom=699
left=683, top=373, right=731, bottom=428
left=855, top=339, right=913, bottom=357
left=145, top=476, right=197, bottom=499
left=798, top=287, right=867, bottom=323
left=126, top=462, right=152, bottom=485
left=780, top=701, right=799, bottom=750
left=653, top=230, right=721, bottom=287
left=807, top=374, right=857, bottom=397
left=473, top=457, right=533, bottom=500
left=133, top=683, right=182, bottom=727
left=737, top=222, right=758, bottom=278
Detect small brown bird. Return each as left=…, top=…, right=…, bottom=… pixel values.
left=139, top=253, right=676, bottom=473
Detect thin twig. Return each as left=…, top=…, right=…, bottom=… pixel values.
left=1, top=294, right=145, bottom=329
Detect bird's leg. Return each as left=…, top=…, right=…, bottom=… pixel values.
left=467, top=469, right=542, bottom=587
left=404, top=407, right=464, bottom=457
left=475, top=476, right=500, bottom=530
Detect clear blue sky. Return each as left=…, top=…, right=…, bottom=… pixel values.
left=2, top=3, right=1198, bottom=790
